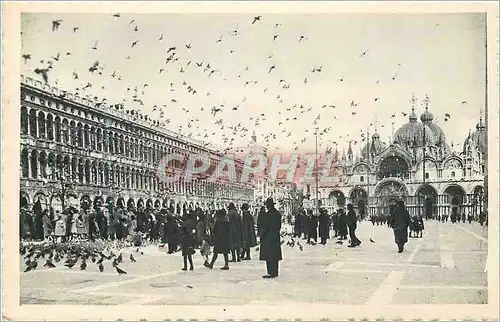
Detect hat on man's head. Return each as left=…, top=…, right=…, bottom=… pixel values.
left=265, top=198, right=275, bottom=206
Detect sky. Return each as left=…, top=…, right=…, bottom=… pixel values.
left=21, top=13, right=487, bottom=156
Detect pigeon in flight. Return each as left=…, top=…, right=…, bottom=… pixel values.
left=34, top=68, right=49, bottom=83
left=252, top=16, right=262, bottom=24
left=359, top=49, right=370, bottom=58
left=22, top=54, right=31, bottom=63
left=52, top=20, right=62, bottom=31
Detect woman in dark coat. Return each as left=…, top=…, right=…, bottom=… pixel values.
left=164, top=214, right=180, bottom=254
left=240, top=203, right=257, bottom=260
left=259, top=198, right=282, bottom=278
left=337, top=209, right=348, bottom=240
left=389, top=200, right=410, bottom=253
left=204, top=209, right=230, bottom=270
left=318, top=208, right=330, bottom=245
left=227, top=202, right=243, bottom=262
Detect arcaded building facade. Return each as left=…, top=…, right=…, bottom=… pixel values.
left=19, top=75, right=254, bottom=215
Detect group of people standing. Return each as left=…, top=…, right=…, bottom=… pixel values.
left=203, top=198, right=283, bottom=279
left=293, top=204, right=361, bottom=248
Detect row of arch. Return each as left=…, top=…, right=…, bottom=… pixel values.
left=20, top=191, right=247, bottom=215
left=20, top=148, right=254, bottom=201
left=348, top=155, right=466, bottom=175
left=325, top=183, right=484, bottom=206
left=20, top=106, right=223, bottom=168
left=22, top=87, right=215, bottom=154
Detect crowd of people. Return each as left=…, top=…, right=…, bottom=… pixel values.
left=20, top=196, right=488, bottom=275
left=20, top=197, right=284, bottom=278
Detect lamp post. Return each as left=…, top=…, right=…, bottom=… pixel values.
left=315, top=127, right=320, bottom=215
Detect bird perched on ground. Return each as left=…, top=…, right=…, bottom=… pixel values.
left=44, top=259, right=56, bottom=268
left=80, top=260, right=87, bottom=270
left=116, top=266, right=127, bottom=274
left=98, top=263, right=104, bottom=272
left=129, top=254, right=136, bottom=262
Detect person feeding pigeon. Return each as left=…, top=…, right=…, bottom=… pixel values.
left=259, top=198, right=283, bottom=279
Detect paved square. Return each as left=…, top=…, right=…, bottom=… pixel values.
left=20, top=220, right=488, bottom=305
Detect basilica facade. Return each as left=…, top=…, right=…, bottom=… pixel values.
left=19, top=75, right=254, bottom=215
left=307, top=100, right=486, bottom=219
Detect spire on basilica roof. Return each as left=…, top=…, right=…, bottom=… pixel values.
left=420, top=94, right=434, bottom=123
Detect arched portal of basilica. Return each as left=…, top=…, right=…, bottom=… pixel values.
left=416, top=184, right=438, bottom=219
left=374, top=180, right=408, bottom=216
left=328, top=190, right=346, bottom=210
left=350, top=188, right=368, bottom=219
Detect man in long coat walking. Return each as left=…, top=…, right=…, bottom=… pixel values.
left=259, top=198, right=282, bottom=278
left=389, top=200, right=410, bottom=253
left=346, top=204, right=361, bottom=247
left=240, top=203, right=257, bottom=260
left=228, top=202, right=243, bottom=262
left=318, top=208, right=330, bottom=245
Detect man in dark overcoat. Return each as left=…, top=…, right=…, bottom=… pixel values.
left=227, top=202, right=243, bottom=262
left=259, top=198, right=282, bottom=278
left=318, top=208, right=330, bottom=245
left=240, top=203, right=257, bottom=260
left=346, top=204, right=361, bottom=247
left=389, top=200, right=410, bottom=253
left=337, top=208, right=348, bottom=240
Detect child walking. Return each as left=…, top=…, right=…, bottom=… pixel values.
left=181, top=225, right=195, bottom=271
left=200, top=234, right=212, bottom=266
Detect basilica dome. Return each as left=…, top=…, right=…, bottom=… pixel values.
left=418, top=107, right=447, bottom=146
left=361, top=131, right=387, bottom=158
left=394, top=109, right=436, bottom=147
left=463, top=119, right=487, bottom=154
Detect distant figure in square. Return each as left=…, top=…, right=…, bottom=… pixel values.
left=260, top=198, right=283, bottom=279
left=389, top=200, right=411, bottom=253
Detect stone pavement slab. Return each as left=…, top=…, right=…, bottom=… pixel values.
left=20, top=220, right=488, bottom=305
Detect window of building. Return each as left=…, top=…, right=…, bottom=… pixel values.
left=425, top=172, right=429, bottom=179
left=360, top=175, right=364, bottom=182
left=451, top=171, right=455, bottom=178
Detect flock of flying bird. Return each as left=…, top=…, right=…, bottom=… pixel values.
left=22, top=14, right=462, bottom=155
